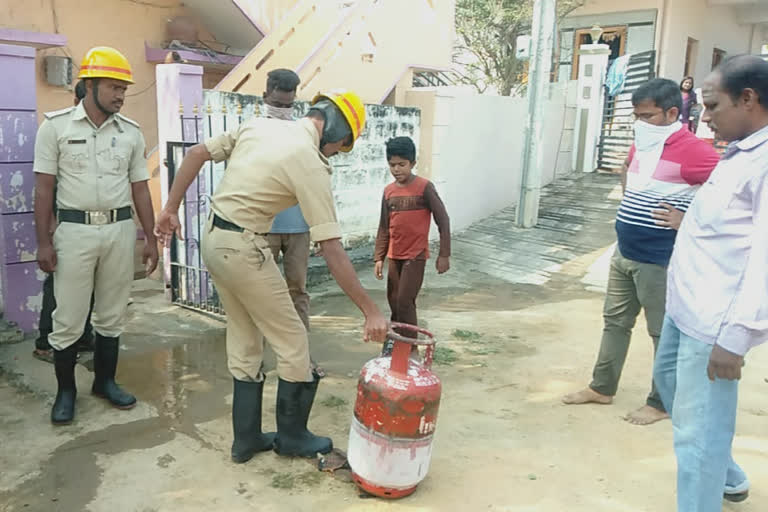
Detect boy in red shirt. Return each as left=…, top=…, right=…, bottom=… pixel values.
left=374, top=137, right=451, bottom=355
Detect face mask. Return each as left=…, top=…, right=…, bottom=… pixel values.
left=266, top=104, right=294, bottom=121
left=633, top=120, right=680, bottom=152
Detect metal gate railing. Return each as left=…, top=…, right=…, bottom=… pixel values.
left=166, top=139, right=224, bottom=316
left=597, top=51, right=656, bottom=170
left=165, top=102, right=249, bottom=316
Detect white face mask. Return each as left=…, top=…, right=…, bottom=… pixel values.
left=266, top=104, right=294, bottom=121
left=633, top=120, right=681, bottom=152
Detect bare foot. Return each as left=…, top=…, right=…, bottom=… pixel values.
left=561, top=388, right=613, bottom=405
left=623, top=405, right=669, bottom=426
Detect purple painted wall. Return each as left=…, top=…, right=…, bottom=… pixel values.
left=0, top=44, right=42, bottom=332
left=0, top=28, right=67, bottom=49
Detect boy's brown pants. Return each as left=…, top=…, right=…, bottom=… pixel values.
left=387, top=258, right=426, bottom=338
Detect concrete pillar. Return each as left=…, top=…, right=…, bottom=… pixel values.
left=515, top=0, right=556, bottom=228
left=571, top=44, right=610, bottom=173
left=155, top=63, right=203, bottom=291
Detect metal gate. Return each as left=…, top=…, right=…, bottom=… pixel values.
left=597, top=51, right=656, bottom=170
left=165, top=98, right=261, bottom=315
left=166, top=140, right=223, bottom=316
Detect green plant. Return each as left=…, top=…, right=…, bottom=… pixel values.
left=320, top=395, right=348, bottom=408
left=433, top=346, right=459, bottom=365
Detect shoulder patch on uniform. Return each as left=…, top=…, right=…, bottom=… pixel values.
left=116, top=113, right=140, bottom=128
left=43, top=106, right=75, bottom=120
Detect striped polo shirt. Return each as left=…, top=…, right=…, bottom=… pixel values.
left=615, top=127, right=720, bottom=266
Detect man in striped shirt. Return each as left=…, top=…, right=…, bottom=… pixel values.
left=563, top=79, right=720, bottom=425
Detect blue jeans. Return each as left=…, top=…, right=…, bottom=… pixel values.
left=653, top=315, right=749, bottom=512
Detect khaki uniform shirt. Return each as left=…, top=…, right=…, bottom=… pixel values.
left=33, top=103, right=149, bottom=211
left=205, top=117, right=341, bottom=242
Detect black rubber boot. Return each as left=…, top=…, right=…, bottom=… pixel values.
left=91, top=334, right=136, bottom=409
left=36, top=274, right=56, bottom=351
left=273, top=377, right=333, bottom=457
left=75, top=331, right=95, bottom=352
left=231, top=378, right=276, bottom=463
left=51, top=344, right=78, bottom=425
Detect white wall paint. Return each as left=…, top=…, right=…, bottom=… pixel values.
left=564, top=1, right=756, bottom=85
left=427, top=82, right=577, bottom=233
left=201, top=90, right=421, bottom=249
left=660, top=0, right=753, bottom=84
left=198, top=84, right=575, bottom=250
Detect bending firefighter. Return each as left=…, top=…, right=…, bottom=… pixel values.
left=154, top=89, right=388, bottom=462
left=33, top=47, right=158, bottom=425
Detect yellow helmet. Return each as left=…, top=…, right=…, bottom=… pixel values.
left=311, top=90, right=366, bottom=152
left=78, top=46, right=134, bottom=84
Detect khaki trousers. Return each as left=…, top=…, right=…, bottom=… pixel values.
left=50, top=220, right=135, bottom=351
left=589, top=248, right=667, bottom=411
left=265, top=232, right=311, bottom=330
left=202, top=214, right=312, bottom=383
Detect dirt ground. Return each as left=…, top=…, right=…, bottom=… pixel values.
left=1, top=243, right=767, bottom=512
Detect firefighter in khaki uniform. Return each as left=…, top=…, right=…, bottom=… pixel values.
left=155, top=90, right=388, bottom=463
left=33, top=47, right=158, bottom=425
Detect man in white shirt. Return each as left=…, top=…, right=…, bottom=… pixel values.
left=653, top=55, right=768, bottom=511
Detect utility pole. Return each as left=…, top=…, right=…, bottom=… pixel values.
left=515, top=0, right=556, bottom=228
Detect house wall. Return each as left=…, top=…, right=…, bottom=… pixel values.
left=660, top=0, right=754, bottom=83
left=182, top=90, right=421, bottom=249
left=231, top=0, right=300, bottom=34
left=216, top=0, right=455, bottom=105
left=563, top=1, right=756, bottom=85
left=416, top=82, right=578, bottom=233
left=2, top=0, right=221, bottom=152
left=0, top=44, right=40, bottom=329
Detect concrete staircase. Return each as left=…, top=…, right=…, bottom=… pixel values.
left=215, top=0, right=454, bottom=104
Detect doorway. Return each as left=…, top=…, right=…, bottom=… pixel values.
left=571, top=26, right=627, bottom=80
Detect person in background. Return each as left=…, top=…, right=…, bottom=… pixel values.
left=680, top=76, right=698, bottom=131
left=33, top=80, right=96, bottom=364
left=262, top=69, right=324, bottom=378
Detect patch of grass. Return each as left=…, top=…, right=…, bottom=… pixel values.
left=271, top=473, right=295, bottom=489
left=466, top=346, right=500, bottom=356
left=270, top=471, right=324, bottom=489
left=452, top=329, right=482, bottom=341
left=320, top=395, right=348, bottom=408
left=433, top=346, right=459, bottom=365
left=296, top=471, right=325, bottom=486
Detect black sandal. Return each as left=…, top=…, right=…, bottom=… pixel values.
left=311, top=358, right=326, bottom=379
left=32, top=349, right=54, bottom=364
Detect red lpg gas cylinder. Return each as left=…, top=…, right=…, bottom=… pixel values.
left=348, top=323, right=441, bottom=499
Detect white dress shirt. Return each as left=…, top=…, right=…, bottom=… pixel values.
left=666, top=123, right=768, bottom=356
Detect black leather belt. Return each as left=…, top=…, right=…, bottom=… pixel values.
left=213, top=214, right=245, bottom=233
left=212, top=214, right=268, bottom=235
left=58, top=206, right=132, bottom=225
